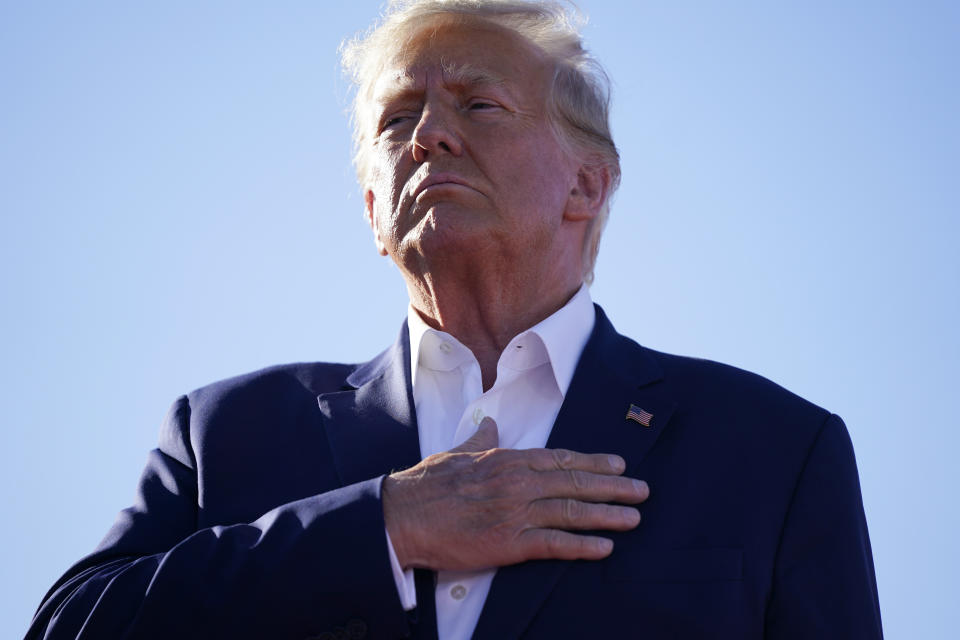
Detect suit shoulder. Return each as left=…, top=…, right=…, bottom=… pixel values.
left=643, top=346, right=832, bottom=427
left=621, top=345, right=844, bottom=471
left=183, top=361, right=358, bottom=418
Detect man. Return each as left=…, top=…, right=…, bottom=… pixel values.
left=27, top=1, right=883, bottom=639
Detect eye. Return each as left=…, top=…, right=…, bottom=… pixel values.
left=379, top=111, right=418, bottom=134
left=467, top=100, right=499, bottom=111
left=383, top=116, right=409, bottom=128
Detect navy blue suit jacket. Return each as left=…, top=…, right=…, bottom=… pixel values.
left=28, top=306, right=882, bottom=639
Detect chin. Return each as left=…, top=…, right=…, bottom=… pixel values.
left=399, top=232, right=481, bottom=273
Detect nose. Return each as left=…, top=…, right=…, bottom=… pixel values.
left=411, top=105, right=463, bottom=163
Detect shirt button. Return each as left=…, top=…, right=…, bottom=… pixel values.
left=450, top=584, right=467, bottom=600
left=439, top=342, right=452, bottom=354
left=472, top=407, right=485, bottom=425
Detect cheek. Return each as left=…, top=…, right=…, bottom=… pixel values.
left=507, top=147, right=576, bottom=213
left=367, top=154, right=409, bottom=246
left=370, top=146, right=409, bottom=205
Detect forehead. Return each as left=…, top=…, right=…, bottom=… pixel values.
left=372, top=17, right=550, bottom=103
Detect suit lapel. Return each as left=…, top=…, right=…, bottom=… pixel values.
left=316, top=322, right=422, bottom=488
left=317, top=323, right=439, bottom=640
left=473, top=306, right=677, bottom=640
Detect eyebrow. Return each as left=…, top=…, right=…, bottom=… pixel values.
left=373, top=60, right=514, bottom=109
left=439, top=60, right=509, bottom=90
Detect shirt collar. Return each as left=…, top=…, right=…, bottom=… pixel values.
left=407, top=284, right=595, bottom=397
left=527, top=284, right=595, bottom=395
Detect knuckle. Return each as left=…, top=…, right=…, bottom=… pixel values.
left=526, top=473, right=548, bottom=499
left=551, top=448, right=573, bottom=469
left=543, top=529, right=564, bottom=554
left=561, top=498, right=582, bottom=524
left=567, top=469, right=590, bottom=492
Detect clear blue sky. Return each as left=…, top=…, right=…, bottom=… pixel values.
left=2, top=1, right=957, bottom=637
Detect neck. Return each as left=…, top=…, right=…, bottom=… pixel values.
left=407, top=267, right=582, bottom=391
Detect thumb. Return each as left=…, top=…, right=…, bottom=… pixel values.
left=451, top=417, right=499, bottom=453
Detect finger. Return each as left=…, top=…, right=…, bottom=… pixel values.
left=524, top=447, right=627, bottom=476
left=529, top=498, right=641, bottom=531
left=517, top=528, right=615, bottom=561
left=450, top=417, right=499, bottom=453
left=536, top=469, right=650, bottom=504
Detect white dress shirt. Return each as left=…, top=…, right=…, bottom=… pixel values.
left=386, top=285, right=596, bottom=640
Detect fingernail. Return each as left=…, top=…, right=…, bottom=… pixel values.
left=598, top=538, right=613, bottom=553
left=608, top=455, right=624, bottom=472
left=633, top=479, right=647, bottom=495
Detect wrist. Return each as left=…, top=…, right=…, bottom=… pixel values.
left=382, top=473, right=418, bottom=569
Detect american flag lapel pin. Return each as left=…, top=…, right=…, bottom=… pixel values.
left=625, top=404, right=654, bottom=427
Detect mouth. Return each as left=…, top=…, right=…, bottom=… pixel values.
left=412, top=173, right=475, bottom=199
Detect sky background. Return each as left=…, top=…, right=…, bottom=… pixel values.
left=2, top=1, right=957, bottom=637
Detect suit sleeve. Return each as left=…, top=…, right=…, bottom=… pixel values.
left=764, top=414, right=884, bottom=639
left=26, top=395, right=412, bottom=640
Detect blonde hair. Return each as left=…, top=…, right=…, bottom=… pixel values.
left=341, top=0, right=620, bottom=282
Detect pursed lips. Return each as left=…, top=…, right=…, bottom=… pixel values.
left=412, top=173, right=476, bottom=199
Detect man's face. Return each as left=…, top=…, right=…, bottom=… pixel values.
left=363, top=18, right=584, bottom=280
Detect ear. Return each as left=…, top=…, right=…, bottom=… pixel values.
left=364, top=189, right=389, bottom=256
left=564, top=163, right=610, bottom=222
